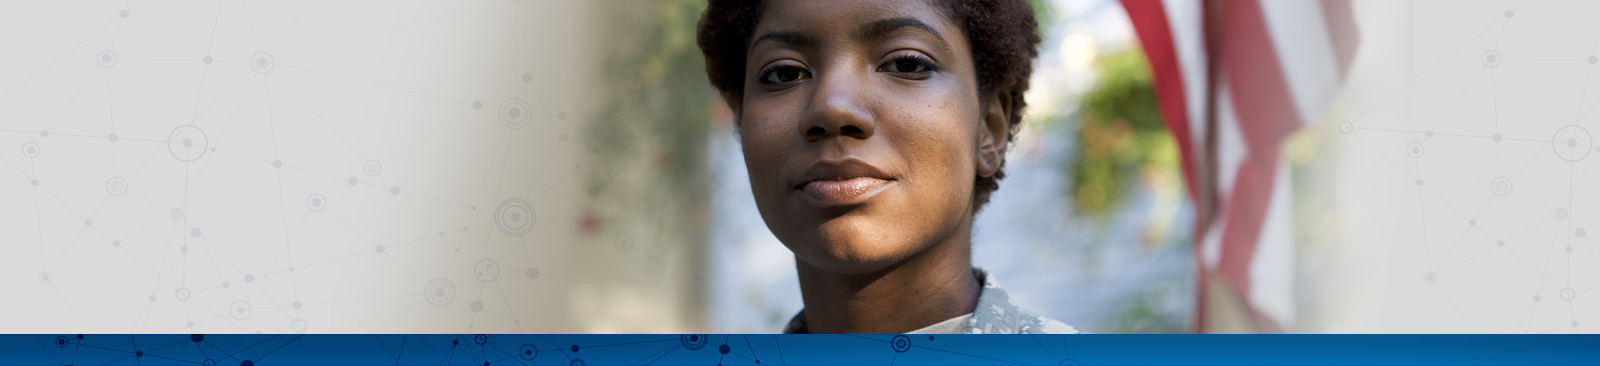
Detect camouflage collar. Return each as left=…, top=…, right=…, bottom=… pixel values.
left=783, top=267, right=1079, bottom=334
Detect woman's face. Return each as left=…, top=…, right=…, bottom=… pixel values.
left=740, top=0, right=1011, bottom=274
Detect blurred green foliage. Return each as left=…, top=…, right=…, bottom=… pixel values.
left=1070, top=48, right=1180, bottom=217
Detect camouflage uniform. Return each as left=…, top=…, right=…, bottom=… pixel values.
left=784, top=267, right=1080, bottom=334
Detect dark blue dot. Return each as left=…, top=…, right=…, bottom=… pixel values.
left=484, top=362, right=491, bottom=366
left=240, top=360, right=253, bottom=366
left=719, top=344, right=729, bottom=355
left=571, top=345, right=580, bottom=352
left=135, top=351, right=143, bottom=357
left=191, top=334, right=205, bottom=343
left=76, top=334, right=84, bottom=340
left=452, top=340, right=460, bottom=346
left=928, top=336, right=935, bottom=341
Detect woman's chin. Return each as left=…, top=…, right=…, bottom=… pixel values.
left=787, top=225, right=918, bottom=275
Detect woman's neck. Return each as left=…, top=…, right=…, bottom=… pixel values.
left=793, top=223, right=981, bottom=334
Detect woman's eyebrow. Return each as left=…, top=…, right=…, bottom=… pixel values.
left=750, top=31, right=816, bottom=51
left=856, top=17, right=947, bottom=46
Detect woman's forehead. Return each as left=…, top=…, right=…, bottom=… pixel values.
left=750, top=0, right=962, bottom=49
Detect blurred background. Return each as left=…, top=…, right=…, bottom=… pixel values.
left=5, top=0, right=1598, bottom=334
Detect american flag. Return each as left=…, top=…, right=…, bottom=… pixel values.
left=1122, top=0, right=1359, bottom=333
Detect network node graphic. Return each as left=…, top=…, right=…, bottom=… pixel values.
left=106, top=176, right=128, bottom=196
left=1552, top=125, right=1592, bottom=162
left=494, top=198, right=536, bottom=236
left=891, top=334, right=911, bottom=353
left=22, top=142, right=39, bottom=158
left=681, top=334, right=707, bottom=350
left=230, top=300, right=252, bottom=320
left=250, top=52, right=275, bottom=73
left=499, top=98, right=533, bottom=129
left=167, top=125, right=209, bottom=162
left=97, top=50, right=117, bottom=68
left=425, top=278, right=456, bottom=308
left=474, top=259, right=501, bottom=282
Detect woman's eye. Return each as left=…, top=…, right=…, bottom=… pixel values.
left=760, top=66, right=810, bottom=84
left=880, top=56, right=931, bottom=74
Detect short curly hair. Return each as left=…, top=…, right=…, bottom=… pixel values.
left=696, top=0, right=1041, bottom=207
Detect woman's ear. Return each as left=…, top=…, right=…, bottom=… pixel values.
left=975, top=91, right=1013, bottom=178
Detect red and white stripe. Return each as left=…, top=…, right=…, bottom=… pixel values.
left=1122, top=0, right=1358, bottom=333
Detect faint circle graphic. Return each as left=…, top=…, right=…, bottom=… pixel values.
left=614, top=235, right=634, bottom=252
left=363, top=160, right=382, bottom=176
left=229, top=300, right=252, bottom=320
left=424, top=278, right=456, bottom=307
left=679, top=290, right=701, bottom=309
left=1481, top=50, right=1501, bottom=68
left=499, top=98, right=533, bottom=129
left=203, top=359, right=216, bottom=366
left=106, top=176, right=128, bottom=196
left=1423, top=272, right=1436, bottom=284
left=680, top=334, right=707, bottom=350
left=22, top=142, right=40, bottom=158
left=1490, top=176, right=1511, bottom=196
left=171, top=208, right=185, bottom=220
left=628, top=72, right=645, bottom=91
left=39, top=272, right=51, bottom=284
left=1563, top=287, right=1576, bottom=301
left=571, top=359, right=585, bottom=366
left=291, top=318, right=308, bottom=334
left=474, top=259, right=501, bottom=282
left=520, top=344, right=538, bottom=361
left=1337, top=120, right=1353, bottom=134
left=494, top=198, right=536, bottom=236
left=250, top=52, right=275, bottom=73
left=97, top=50, right=117, bottom=68
left=474, top=334, right=488, bottom=345
left=891, top=334, right=911, bottom=353
left=167, top=125, right=209, bottom=162
left=525, top=267, right=540, bottom=280
left=470, top=300, right=483, bottom=313
left=624, top=13, right=640, bottom=28
left=55, top=335, right=68, bottom=347
left=1553, top=125, right=1593, bottom=162
left=1557, top=208, right=1570, bottom=220
left=176, top=287, right=191, bottom=301
left=1405, top=142, right=1425, bottom=158
left=306, top=193, right=327, bottom=212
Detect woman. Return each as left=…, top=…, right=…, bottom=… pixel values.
left=697, top=0, right=1076, bottom=334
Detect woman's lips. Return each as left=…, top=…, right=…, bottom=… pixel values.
left=800, top=177, right=893, bottom=206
